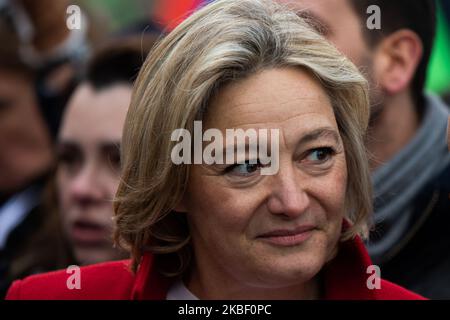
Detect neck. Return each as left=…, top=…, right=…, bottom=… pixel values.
left=366, top=91, right=420, bottom=170
left=186, top=263, right=321, bottom=300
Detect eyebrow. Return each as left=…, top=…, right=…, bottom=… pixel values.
left=100, top=142, right=121, bottom=151
left=57, top=140, right=121, bottom=151
left=57, top=140, right=79, bottom=151
left=297, top=127, right=341, bottom=147
left=217, top=127, right=341, bottom=157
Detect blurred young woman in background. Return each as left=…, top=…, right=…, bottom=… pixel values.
left=56, top=36, right=159, bottom=266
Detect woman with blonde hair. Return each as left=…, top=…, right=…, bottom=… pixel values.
left=7, top=0, right=423, bottom=300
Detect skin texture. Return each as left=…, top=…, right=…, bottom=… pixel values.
left=177, top=68, right=348, bottom=299
left=278, top=0, right=422, bottom=169
left=0, top=69, right=53, bottom=194
left=57, top=83, right=131, bottom=265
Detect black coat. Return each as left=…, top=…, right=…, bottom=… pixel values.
left=0, top=181, right=73, bottom=299
left=380, top=162, right=450, bottom=299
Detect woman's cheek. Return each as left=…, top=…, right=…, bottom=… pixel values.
left=329, top=156, right=348, bottom=208
left=310, top=160, right=348, bottom=222
left=189, top=188, right=264, bottom=274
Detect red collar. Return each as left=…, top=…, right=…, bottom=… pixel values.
left=131, top=226, right=377, bottom=300
left=322, top=234, right=377, bottom=299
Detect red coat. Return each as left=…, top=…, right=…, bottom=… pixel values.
left=6, top=235, right=425, bottom=300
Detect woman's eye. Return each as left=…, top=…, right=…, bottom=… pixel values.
left=305, top=147, right=335, bottom=163
left=225, top=160, right=263, bottom=176
left=58, top=151, right=77, bottom=166
left=58, top=151, right=82, bottom=173
left=106, top=149, right=121, bottom=171
left=101, top=144, right=122, bottom=172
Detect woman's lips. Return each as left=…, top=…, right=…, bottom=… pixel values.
left=70, top=220, right=110, bottom=247
left=257, top=226, right=315, bottom=246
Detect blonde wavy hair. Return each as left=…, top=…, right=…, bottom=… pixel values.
left=114, top=0, right=373, bottom=275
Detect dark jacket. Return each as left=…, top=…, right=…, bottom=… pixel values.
left=380, top=162, right=450, bottom=299
left=0, top=180, right=73, bottom=299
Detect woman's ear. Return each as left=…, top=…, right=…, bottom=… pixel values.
left=372, top=29, right=423, bottom=95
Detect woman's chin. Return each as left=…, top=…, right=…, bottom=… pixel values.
left=248, top=234, right=329, bottom=281
left=238, top=251, right=325, bottom=289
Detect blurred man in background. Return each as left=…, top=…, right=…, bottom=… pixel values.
left=279, top=0, right=450, bottom=298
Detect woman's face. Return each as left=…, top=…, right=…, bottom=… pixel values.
left=57, top=83, right=131, bottom=265
left=181, top=68, right=348, bottom=295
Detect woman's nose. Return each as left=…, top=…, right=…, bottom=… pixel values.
left=69, top=163, right=104, bottom=205
left=266, top=165, right=310, bottom=218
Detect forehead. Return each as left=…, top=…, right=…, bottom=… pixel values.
left=205, top=67, right=336, bottom=133
left=59, top=83, right=131, bottom=141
